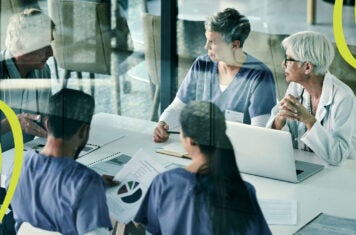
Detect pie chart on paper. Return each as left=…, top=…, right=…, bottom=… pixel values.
left=117, top=181, right=143, bottom=204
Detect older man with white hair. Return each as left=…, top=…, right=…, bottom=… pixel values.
left=0, top=8, right=54, bottom=152
left=0, top=8, right=55, bottom=235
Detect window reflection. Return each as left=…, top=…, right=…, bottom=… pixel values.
left=1, top=0, right=354, bottom=122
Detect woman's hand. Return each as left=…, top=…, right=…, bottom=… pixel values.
left=153, top=121, right=170, bottom=143
left=274, top=94, right=316, bottom=130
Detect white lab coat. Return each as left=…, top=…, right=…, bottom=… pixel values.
left=267, top=73, right=356, bottom=165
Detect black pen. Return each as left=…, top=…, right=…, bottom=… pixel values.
left=167, top=130, right=180, bottom=134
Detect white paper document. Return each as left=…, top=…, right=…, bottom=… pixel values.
left=24, top=127, right=125, bottom=159
left=294, top=213, right=356, bottom=235
left=87, top=124, right=125, bottom=147
left=24, top=137, right=100, bottom=157
left=258, top=198, right=298, bottom=225
left=107, top=149, right=166, bottom=223
left=90, top=153, right=131, bottom=176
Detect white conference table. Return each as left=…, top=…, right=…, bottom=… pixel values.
left=2, top=112, right=356, bottom=235
left=88, top=113, right=356, bottom=235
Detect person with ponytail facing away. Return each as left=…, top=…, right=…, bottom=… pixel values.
left=135, top=101, right=271, bottom=235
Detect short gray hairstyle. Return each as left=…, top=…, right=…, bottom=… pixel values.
left=205, top=8, right=250, bottom=48
left=282, top=31, right=334, bottom=75
left=5, top=8, right=55, bottom=56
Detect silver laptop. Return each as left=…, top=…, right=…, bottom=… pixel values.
left=225, top=121, right=324, bottom=183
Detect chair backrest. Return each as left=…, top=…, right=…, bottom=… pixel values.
left=48, top=0, right=114, bottom=75
left=142, top=12, right=160, bottom=88
left=142, top=13, right=206, bottom=87
left=176, top=19, right=206, bottom=84
left=244, top=31, right=289, bottom=100
left=329, top=43, right=356, bottom=95
left=18, top=222, right=63, bottom=235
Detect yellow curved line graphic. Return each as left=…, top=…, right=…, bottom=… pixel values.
left=0, top=101, right=24, bottom=222
left=333, top=0, right=356, bottom=68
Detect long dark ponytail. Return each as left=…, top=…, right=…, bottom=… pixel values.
left=180, top=101, right=256, bottom=235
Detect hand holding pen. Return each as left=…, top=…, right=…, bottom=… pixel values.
left=166, top=130, right=180, bottom=134
left=153, top=121, right=170, bottom=143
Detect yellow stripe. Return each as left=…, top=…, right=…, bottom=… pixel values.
left=0, top=101, right=24, bottom=222
left=333, top=0, right=356, bottom=68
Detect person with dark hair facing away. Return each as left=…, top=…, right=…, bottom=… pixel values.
left=153, top=8, right=276, bottom=143
left=6, top=88, right=113, bottom=235
left=135, top=101, right=271, bottom=235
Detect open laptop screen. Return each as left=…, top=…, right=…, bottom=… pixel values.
left=225, top=121, right=323, bottom=183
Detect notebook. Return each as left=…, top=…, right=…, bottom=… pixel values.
left=155, top=142, right=191, bottom=159
left=225, top=121, right=324, bottom=183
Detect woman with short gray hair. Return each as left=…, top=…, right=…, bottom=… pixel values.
left=267, top=31, right=356, bottom=166
left=205, top=8, right=250, bottom=48
left=154, top=8, right=276, bottom=143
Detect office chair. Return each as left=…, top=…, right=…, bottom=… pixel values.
left=142, top=12, right=161, bottom=121
left=243, top=31, right=289, bottom=101
left=48, top=0, right=143, bottom=113
left=141, top=12, right=205, bottom=121
left=48, top=0, right=112, bottom=95
left=329, top=43, right=356, bottom=95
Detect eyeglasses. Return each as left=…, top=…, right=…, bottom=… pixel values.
left=283, top=55, right=303, bottom=66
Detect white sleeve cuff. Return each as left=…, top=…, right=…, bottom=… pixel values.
left=251, top=114, right=270, bottom=127
left=159, top=97, right=186, bottom=129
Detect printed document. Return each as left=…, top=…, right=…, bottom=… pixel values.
left=107, top=149, right=166, bottom=223
left=294, top=213, right=356, bottom=234
left=258, top=198, right=297, bottom=225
